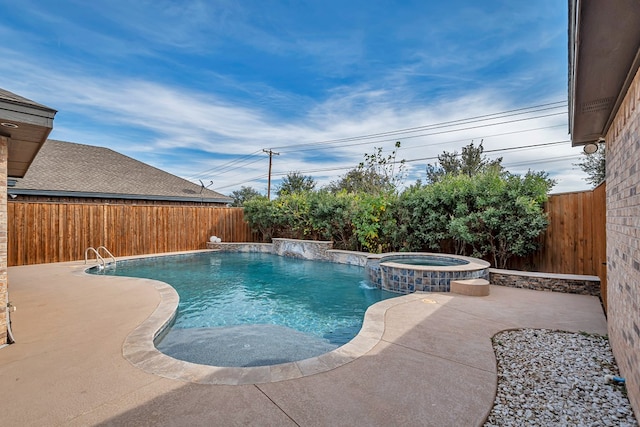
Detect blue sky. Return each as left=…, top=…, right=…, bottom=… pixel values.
left=1, top=0, right=588, bottom=195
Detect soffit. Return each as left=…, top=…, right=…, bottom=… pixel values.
left=569, top=0, right=640, bottom=145
left=0, top=89, right=56, bottom=177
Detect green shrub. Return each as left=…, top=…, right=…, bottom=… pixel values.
left=242, top=169, right=553, bottom=266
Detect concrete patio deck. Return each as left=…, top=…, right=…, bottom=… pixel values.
left=0, top=256, right=607, bottom=426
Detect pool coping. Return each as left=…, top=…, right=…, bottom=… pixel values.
left=375, top=252, right=490, bottom=272
left=80, top=250, right=426, bottom=385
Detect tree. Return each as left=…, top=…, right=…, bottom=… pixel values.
left=276, top=171, right=316, bottom=197
left=327, top=168, right=387, bottom=194
left=397, top=169, right=554, bottom=267
left=426, top=141, right=503, bottom=183
left=329, top=142, right=406, bottom=194
left=575, top=143, right=606, bottom=187
left=230, top=186, right=262, bottom=207
left=448, top=170, right=555, bottom=268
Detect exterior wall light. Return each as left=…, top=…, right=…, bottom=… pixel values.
left=583, top=142, right=599, bottom=154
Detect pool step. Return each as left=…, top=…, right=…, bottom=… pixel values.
left=450, top=278, right=490, bottom=296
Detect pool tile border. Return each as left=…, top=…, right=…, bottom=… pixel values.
left=367, top=252, right=491, bottom=293
left=79, top=254, right=426, bottom=385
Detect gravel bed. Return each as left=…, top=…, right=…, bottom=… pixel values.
left=484, top=329, right=638, bottom=427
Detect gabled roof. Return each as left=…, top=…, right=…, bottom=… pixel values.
left=10, top=140, right=232, bottom=204
left=0, top=88, right=57, bottom=177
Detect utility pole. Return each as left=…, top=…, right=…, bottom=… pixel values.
left=263, top=149, right=280, bottom=200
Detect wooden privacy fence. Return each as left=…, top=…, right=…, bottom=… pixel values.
left=7, top=203, right=258, bottom=266
left=509, top=183, right=606, bottom=275
left=508, top=182, right=607, bottom=306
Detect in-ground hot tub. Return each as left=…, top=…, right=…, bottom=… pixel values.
left=366, top=252, right=490, bottom=294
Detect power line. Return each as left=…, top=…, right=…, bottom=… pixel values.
left=401, top=140, right=570, bottom=164
left=202, top=155, right=265, bottom=181
left=504, top=155, right=577, bottom=168
left=186, top=150, right=263, bottom=182
left=205, top=113, right=569, bottom=188
left=214, top=172, right=270, bottom=191
left=213, top=139, right=575, bottom=191
left=274, top=111, right=567, bottom=154
left=397, top=124, right=566, bottom=153
left=309, top=113, right=567, bottom=154
left=270, top=101, right=566, bottom=151
left=188, top=101, right=567, bottom=181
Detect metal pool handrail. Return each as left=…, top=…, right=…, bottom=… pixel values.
left=84, top=247, right=106, bottom=269
left=96, top=246, right=116, bottom=265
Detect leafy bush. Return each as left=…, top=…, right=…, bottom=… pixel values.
left=243, top=197, right=280, bottom=242
left=396, top=181, right=458, bottom=252
left=306, top=190, right=356, bottom=248
left=350, top=192, right=398, bottom=253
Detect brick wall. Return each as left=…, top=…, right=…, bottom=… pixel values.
left=0, top=136, right=8, bottom=345
left=605, top=65, right=640, bottom=417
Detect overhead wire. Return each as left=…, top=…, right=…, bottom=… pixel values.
left=201, top=101, right=571, bottom=191
left=503, top=155, right=577, bottom=168
left=188, top=101, right=567, bottom=182
left=186, top=149, right=263, bottom=182
left=269, top=101, right=566, bottom=151
left=208, top=112, right=568, bottom=188
left=213, top=139, right=575, bottom=191
left=273, top=110, right=567, bottom=154
left=397, top=124, right=566, bottom=153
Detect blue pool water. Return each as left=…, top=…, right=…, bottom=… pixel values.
left=90, top=252, right=396, bottom=367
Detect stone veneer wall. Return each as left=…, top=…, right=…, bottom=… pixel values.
left=604, top=65, right=640, bottom=417
left=207, top=242, right=370, bottom=267
left=206, top=242, right=273, bottom=253
left=489, top=269, right=600, bottom=296
left=271, top=238, right=333, bottom=261
left=0, top=136, right=8, bottom=345
left=326, top=250, right=369, bottom=266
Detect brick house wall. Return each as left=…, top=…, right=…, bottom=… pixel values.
left=0, top=136, right=8, bottom=345
left=605, top=65, right=640, bottom=416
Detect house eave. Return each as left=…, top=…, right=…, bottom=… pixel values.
left=0, top=90, right=57, bottom=178
left=568, top=0, right=640, bottom=146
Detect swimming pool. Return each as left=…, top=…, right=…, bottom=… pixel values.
left=90, top=252, right=396, bottom=367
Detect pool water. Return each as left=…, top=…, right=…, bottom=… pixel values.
left=91, top=252, right=396, bottom=367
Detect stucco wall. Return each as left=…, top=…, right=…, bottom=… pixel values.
left=0, top=136, right=8, bottom=345
left=605, top=65, right=640, bottom=417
